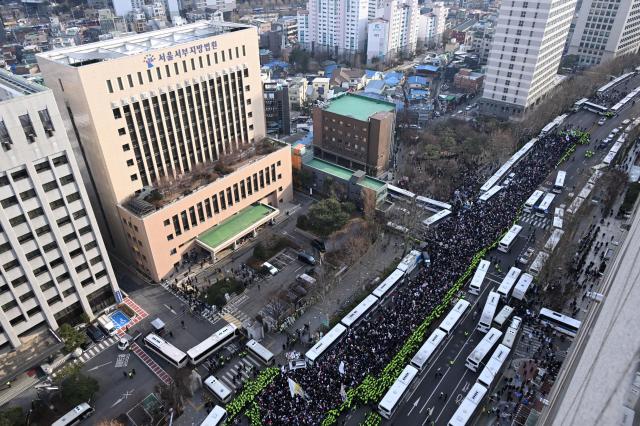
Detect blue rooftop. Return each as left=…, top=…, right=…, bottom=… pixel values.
left=383, top=71, right=403, bottom=85
left=365, top=69, right=381, bottom=79
left=415, top=64, right=440, bottom=72
left=365, top=80, right=386, bottom=93
left=408, top=76, right=429, bottom=86
left=324, top=64, right=339, bottom=76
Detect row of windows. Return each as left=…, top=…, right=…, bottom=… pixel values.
left=161, top=162, right=282, bottom=239
left=118, top=69, right=251, bottom=187
left=0, top=108, right=55, bottom=152
left=106, top=45, right=248, bottom=93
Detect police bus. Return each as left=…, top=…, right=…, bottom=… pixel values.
left=200, top=405, right=227, bottom=426
left=378, top=365, right=419, bottom=419
left=144, top=333, right=188, bottom=368
left=493, top=306, right=514, bottom=328
left=539, top=308, right=582, bottom=337
left=524, top=190, right=545, bottom=213
left=341, top=295, right=379, bottom=328
left=478, top=344, right=511, bottom=388
left=52, top=403, right=94, bottom=426
left=535, top=193, right=556, bottom=217
left=187, top=324, right=238, bottom=365
left=465, top=327, right=503, bottom=372
left=498, top=224, right=523, bottom=253
left=502, top=316, right=522, bottom=349
left=478, top=185, right=502, bottom=202
left=372, top=269, right=405, bottom=299
left=477, top=291, right=500, bottom=333
left=553, top=171, right=566, bottom=193
left=448, top=383, right=487, bottom=426
left=411, top=329, right=446, bottom=372
left=468, top=259, right=490, bottom=295
left=439, top=299, right=471, bottom=335
left=203, top=375, right=233, bottom=403
left=496, top=267, right=521, bottom=300
left=246, top=339, right=275, bottom=365
left=305, top=324, right=347, bottom=365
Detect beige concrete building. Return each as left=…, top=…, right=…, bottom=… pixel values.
left=36, top=22, right=289, bottom=281
left=118, top=138, right=292, bottom=281
left=0, top=70, right=120, bottom=350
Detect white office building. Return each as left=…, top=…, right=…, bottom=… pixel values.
left=0, top=71, right=121, bottom=350
left=366, top=0, right=419, bottom=63
left=299, top=0, right=370, bottom=55
left=480, top=0, right=577, bottom=118
left=568, top=0, right=640, bottom=67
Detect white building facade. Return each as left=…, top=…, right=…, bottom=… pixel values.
left=480, top=0, right=577, bottom=118
left=0, top=71, right=120, bottom=350
left=568, top=0, right=640, bottom=67
left=366, top=0, right=419, bottom=63
left=299, top=0, right=370, bottom=55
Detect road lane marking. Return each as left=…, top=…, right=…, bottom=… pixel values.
left=434, top=370, right=470, bottom=425
left=88, top=361, right=112, bottom=372
left=407, top=397, right=421, bottom=416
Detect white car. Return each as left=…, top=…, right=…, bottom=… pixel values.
left=262, top=261, right=278, bottom=275
left=612, top=128, right=620, bottom=134
left=622, top=119, right=631, bottom=125
left=598, top=118, right=607, bottom=125
left=465, top=105, right=472, bottom=111
left=457, top=110, right=463, bottom=114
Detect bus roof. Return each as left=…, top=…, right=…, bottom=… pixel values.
left=341, top=295, right=379, bottom=327
left=525, top=190, right=545, bottom=207
left=373, top=269, right=404, bottom=298
left=187, top=324, right=237, bottom=358
left=378, top=365, right=418, bottom=410
left=305, top=324, right=347, bottom=362
left=200, top=405, right=227, bottom=426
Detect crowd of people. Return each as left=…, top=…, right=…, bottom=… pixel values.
left=254, top=129, right=584, bottom=425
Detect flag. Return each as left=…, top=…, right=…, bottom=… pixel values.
left=338, top=361, right=345, bottom=375
left=340, top=383, right=347, bottom=402
left=288, top=378, right=304, bottom=398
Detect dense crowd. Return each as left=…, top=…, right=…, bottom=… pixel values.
left=255, top=130, right=584, bottom=425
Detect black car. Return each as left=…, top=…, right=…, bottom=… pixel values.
left=298, top=251, right=316, bottom=265
left=86, top=325, right=106, bottom=343
left=311, top=239, right=326, bottom=252
left=80, top=338, right=94, bottom=351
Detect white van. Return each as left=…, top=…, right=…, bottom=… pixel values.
left=97, top=315, right=117, bottom=336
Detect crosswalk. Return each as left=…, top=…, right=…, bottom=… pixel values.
left=219, top=293, right=251, bottom=327
left=130, top=342, right=173, bottom=385
left=75, top=336, right=118, bottom=364
left=519, top=212, right=550, bottom=230
left=216, top=353, right=263, bottom=391
left=513, top=325, right=544, bottom=359
left=159, top=281, right=221, bottom=327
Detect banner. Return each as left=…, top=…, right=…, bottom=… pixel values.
left=288, top=378, right=304, bottom=398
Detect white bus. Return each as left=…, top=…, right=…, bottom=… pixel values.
left=539, top=308, right=582, bottom=337
left=422, top=209, right=452, bottom=228
left=52, top=403, right=94, bottom=426
left=478, top=344, right=511, bottom=388
left=439, top=299, right=471, bottom=335
left=200, top=405, right=228, bottom=426
left=512, top=273, right=534, bottom=300
left=144, top=333, right=188, bottom=368
left=468, top=259, right=490, bottom=296
left=529, top=252, right=549, bottom=277
left=502, top=316, right=522, bottom=349
left=477, top=292, right=500, bottom=333
left=378, top=365, right=419, bottom=419
left=493, top=306, right=514, bottom=328
left=246, top=339, right=275, bottom=365
left=524, top=190, right=545, bottom=213
left=305, top=324, right=347, bottom=365
left=553, top=171, right=566, bottom=193
left=553, top=207, right=564, bottom=229
left=465, top=327, right=503, bottom=372
left=497, top=267, right=521, bottom=300
left=188, top=324, right=238, bottom=365
left=478, top=185, right=502, bottom=202
left=448, top=383, right=487, bottom=426
left=388, top=184, right=416, bottom=202
left=411, top=329, right=446, bottom=372
left=535, top=193, right=556, bottom=217
left=203, top=375, right=233, bottom=403
left=341, top=295, right=379, bottom=328
left=416, top=195, right=452, bottom=212
left=397, top=250, right=422, bottom=275
left=372, top=269, right=404, bottom=299
left=498, top=224, right=523, bottom=253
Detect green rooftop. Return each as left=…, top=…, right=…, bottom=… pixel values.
left=197, top=204, right=276, bottom=249
left=324, top=94, right=395, bottom=122
left=306, top=158, right=387, bottom=192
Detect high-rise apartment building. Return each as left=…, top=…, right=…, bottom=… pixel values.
left=0, top=71, right=120, bottom=350
left=37, top=22, right=293, bottom=282
left=480, top=0, right=577, bottom=118
left=298, top=0, right=370, bottom=55
left=568, top=0, right=640, bottom=67
left=366, top=0, right=420, bottom=64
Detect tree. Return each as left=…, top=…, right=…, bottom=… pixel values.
left=59, top=370, right=99, bottom=406
left=289, top=47, right=310, bottom=73
left=58, top=323, right=86, bottom=352
left=0, top=406, right=24, bottom=426
left=306, top=198, right=350, bottom=236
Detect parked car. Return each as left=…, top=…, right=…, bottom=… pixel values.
left=86, top=325, right=106, bottom=343
left=598, top=117, right=607, bottom=125
left=80, top=338, right=94, bottom=351
left=262, top=261, right=278, bottom=276
left=117, top=330, right=142, bottom=351
left=297, top=252, right=316, bottom=266
left=518, top=247, right=535, bottom=265
left=311, top=239, right=326, bottom=252
left=622, top=119, right=631, bottom=125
